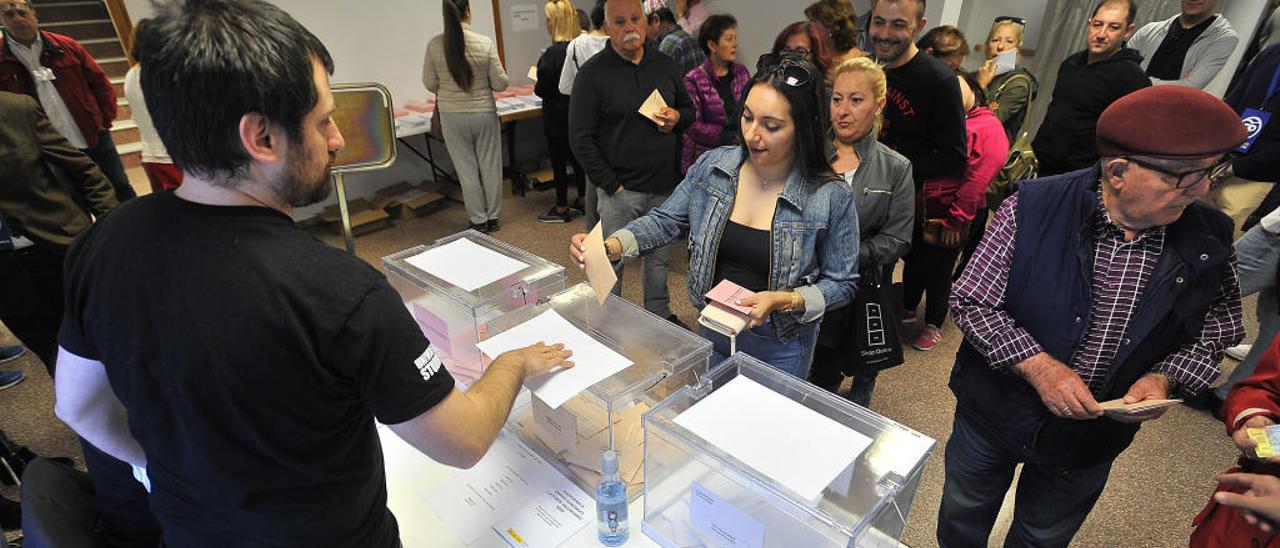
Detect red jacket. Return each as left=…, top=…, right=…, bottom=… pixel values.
left=920, top=106, right=1008, bottom=232
left=1190, top=339, right=1280, bottom=548
left=0, top=31, right=116, bottom=147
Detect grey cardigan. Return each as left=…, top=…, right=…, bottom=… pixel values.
left=423, top=23, right=509, bottom=113
left=1128, top=13, right=1238, bottom=89
left=837, top=129, right=915, bottom=268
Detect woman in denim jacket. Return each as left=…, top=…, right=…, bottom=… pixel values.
left=570, top=54, right=859, bottom=379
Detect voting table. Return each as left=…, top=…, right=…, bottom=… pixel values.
left=396, top=86, right=543, bottom=195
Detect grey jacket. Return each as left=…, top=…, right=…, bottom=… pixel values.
left=1129, top=13, right=1238, bottom=89
left=423, top=23, right=509, bottom=113
left=837, top=129, right=914, bottom=269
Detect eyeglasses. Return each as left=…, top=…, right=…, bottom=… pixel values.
left=780, top=46, right=811, bottom=58
left=1123, top=155, right=1235, bottom=190
left=994, top=15, right=1026, bottom=25
left=757, top=51, right=814, bottom=88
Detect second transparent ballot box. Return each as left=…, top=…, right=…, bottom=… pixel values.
left=642, top=353, right=935, bottom=547
left=382, top=230, right=566, bottom=384
left=491, top=282, right=713, bottom=499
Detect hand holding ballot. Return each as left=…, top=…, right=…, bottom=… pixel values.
left=736, top=290, right=804, bottom=328
left=1103, top=373, right=1178, bottom=424
left=638, top=89, right=679, bottom=133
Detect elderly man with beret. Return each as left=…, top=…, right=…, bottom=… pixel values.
left=936, top=86, right=1248, bottom=547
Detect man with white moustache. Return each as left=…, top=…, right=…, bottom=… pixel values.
left=569, top=0, right=694, bottom=324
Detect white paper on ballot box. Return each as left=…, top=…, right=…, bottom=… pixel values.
left=405, top=238, right=529, bottom=292
left=673, top=375, right=872, bottom=502
left=475, top=309, right=633, bottom=409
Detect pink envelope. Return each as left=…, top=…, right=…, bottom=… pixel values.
left=705, top=280, right=755, bottom=316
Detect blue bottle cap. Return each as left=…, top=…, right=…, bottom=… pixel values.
left=602, top=450, right=619, bottom=475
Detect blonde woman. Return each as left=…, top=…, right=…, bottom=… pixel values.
left=975, top=17, right=1038, bottom=145
left=424, top=0, right=510, bottom=232
left=810, top=57, right=914, bottom=405
left=535, top=0, right=586, bottom=222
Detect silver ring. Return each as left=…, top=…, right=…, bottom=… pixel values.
left=1060, top=407, right=1071, bottom=415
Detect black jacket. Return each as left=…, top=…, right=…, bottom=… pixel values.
left=535, top=42, right=571, bottom=138
left=568, top=44, right=694, bottom=195
left=1032, top=48, right=1150, bottom=175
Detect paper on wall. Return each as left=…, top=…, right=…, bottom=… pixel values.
left=673, top=375, right=872, bottom=502
left=405, top=238, right=529, bottom=292
left=510, top=4, right=541, bottom=32
left=475, top=309, right=633, bottom=408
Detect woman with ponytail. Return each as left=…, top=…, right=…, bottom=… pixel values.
left=425, top=0, right=510, bottom=232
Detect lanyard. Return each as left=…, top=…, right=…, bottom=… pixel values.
left=1265, top=62, right=1280, bottom=109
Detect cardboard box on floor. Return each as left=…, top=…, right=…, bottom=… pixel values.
left=320, top=197, right=392, bottom=236
left=371, top=181, right=446, bottom=219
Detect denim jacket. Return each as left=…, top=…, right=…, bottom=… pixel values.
left=614, top=146, right=859, bottom=341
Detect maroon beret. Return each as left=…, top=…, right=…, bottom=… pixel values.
left=1096, top=86, right=1246, bottom=159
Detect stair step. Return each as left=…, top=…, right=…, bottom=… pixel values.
left=40, top=19, right=118, bottom=40
left=98, top=56, right=129, bottom=79
left=83, top=38, right=124, bottom=59
left=117, top=141, right=143, bottom=155
left=31, top=2, right=108, bottom=22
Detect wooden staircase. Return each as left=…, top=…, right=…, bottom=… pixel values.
left=24, top=0, right=139, bottom=167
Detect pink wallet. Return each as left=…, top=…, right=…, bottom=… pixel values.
left=705, top=280, right=755, bottom=315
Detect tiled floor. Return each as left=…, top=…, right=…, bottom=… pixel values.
left=1, top=168, right=1254, bottom=546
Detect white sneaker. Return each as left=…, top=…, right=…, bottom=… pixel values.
left=1226, top=344, right=1252, bottom=361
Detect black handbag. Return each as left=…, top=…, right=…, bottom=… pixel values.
left=850, top=269, right=904, bottom=371
left=816, top=267, right=904, bottom=374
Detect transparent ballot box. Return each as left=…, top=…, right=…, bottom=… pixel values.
left=642, top=354, right=935, bottom=547
left=493, top=283, right=713, bottom=500
left=382, top=230, right=566, bottom=384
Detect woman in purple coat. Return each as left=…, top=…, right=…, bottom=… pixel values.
left=681, top=14, right=750, bottom=175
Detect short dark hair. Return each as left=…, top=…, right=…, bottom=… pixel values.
left=917, top=25, right=967, bottom=58
left=698, top=14, right=736, bottom=56
left=134, top=0, right=334, bottom=184
left=772, top=21, right=834, bottom=76
left=958, top=70, right=986, bottom=107
left=742, top=57, right=836, bottom=183
left=1091, top=0, right=1137, bottom=25
left=873, top=0, right=926, bottom=20
left=577, top=8, right=590, bottom=33
left=590, top=0, right=606, bottom=30
left=653, top=7, right=676, bottom=25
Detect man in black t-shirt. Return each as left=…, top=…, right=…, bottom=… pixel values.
left=868, top=0, right=968, bottom=190
left=51, top=2, right=572, bottom=546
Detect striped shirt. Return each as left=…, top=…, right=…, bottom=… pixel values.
left=950, top=188, right=1244, bottom=394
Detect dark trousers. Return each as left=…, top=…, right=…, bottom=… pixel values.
left=953, top=208, right=989, bottom=282
left=903, top=227, right=962, bottom=327
left=1, top=245, right=65, bottom=375
left=937, top=412, right=1112, bottom=548
left=84, top=130, right=136, bottom=202
left=547, top=134, right=584, bottom=208
left=22, top=450, right=161, bottom=548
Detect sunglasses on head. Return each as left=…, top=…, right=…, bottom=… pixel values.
left=994, top=15, right=1026, bottom=25
left=756, top=51, right=814, bottom=88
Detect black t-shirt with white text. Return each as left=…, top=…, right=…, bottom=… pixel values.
left=59, top=192, right=454, bottom=547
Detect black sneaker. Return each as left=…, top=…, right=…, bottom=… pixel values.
left=0, top=494, right=19, bottom=531
left=469, top=223, right=489, bottom=234
left=538, top=207, right=573, bottom=223
left=665, top=315, right=689, bottom=330
left=486, top=219, right=501, bottom=232
left=567, top=201, right=585, bottom=216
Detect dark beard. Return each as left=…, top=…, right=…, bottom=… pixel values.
left=277, top=150, right=335, bottom=207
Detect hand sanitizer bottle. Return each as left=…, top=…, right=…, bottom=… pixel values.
left=596, top=450, right=629, bottom=546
